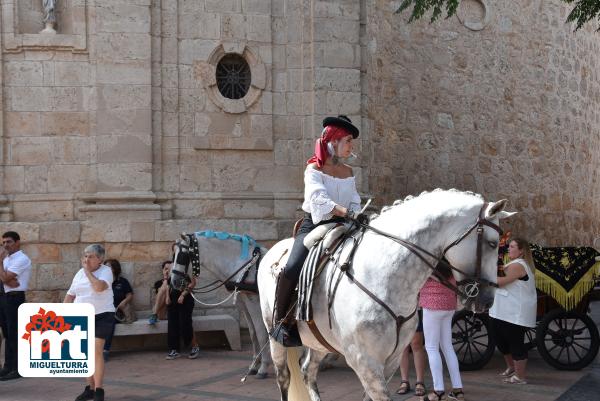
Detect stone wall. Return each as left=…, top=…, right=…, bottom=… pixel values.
left=0, top=0, right=598, bottom=312
left=367, top=0, right=600, bottom=246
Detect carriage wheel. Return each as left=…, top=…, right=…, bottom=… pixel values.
left=524, top=327, right=537, bottom=351
left=452, top=310, right=496, bottom=371
left=536, top=309, right=600, bottom=371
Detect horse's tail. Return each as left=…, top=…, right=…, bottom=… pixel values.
left=286, top=347, right=311, bottom=401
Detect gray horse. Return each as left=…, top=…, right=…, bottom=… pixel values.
left=258, top=189, right=514, bottom=401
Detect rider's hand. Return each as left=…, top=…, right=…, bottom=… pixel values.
left=345, top=210, right=369, bottom=225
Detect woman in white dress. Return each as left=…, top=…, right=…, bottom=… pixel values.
left=271, top=115, right=366, bottom=346
left=489, top=237, right=537, bottom=384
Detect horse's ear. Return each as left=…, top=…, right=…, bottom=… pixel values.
left=180, top=232, right=187, bottom=240
left=497, top=210, right=517, bottom=219
left=486, top=199, right=509, bottom=218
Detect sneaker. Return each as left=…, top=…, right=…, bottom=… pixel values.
left=93, top=387, right=105, bottom=401
left=74, top=385, right=95, bottom=401
left=188, top=346, right=200, bottom=359
left=148, top=314, right=158, bottom=325
left=165, top=350, right=180, bottom=360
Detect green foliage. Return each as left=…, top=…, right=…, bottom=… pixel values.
left=396, top=0, right=600, bottom=31
left=396, top=0, right=460, bottom=23
left=563, top=0, right=600, bottom=31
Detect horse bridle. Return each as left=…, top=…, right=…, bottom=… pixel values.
left=361, top=202, right=501, bottom=300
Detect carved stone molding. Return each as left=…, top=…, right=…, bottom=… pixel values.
left=194, top=42, right=266, bottom=114
left=456, top=0, right=491, bottom=31
left=2, top=0, right=88, bottom=54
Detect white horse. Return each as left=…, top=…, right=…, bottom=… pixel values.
left=170, top=231, right=272, bottom=378
left=258, top=189, right=514, bottom=401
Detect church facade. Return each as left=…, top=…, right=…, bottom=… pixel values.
left=0, top=0, right=598, bottom=308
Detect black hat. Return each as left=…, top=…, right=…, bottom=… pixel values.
left=322, top=115, right=359, bottom=139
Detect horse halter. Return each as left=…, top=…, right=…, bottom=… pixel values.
left=171, top=239, right=194, bottom=292
left=438, top=202, right=502, bottom=297
left=362, top=201, right=501, bottom=300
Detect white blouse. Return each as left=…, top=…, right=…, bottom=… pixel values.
left=301, top=168, right=361, bottom=224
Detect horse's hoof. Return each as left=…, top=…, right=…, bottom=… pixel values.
left=255, top=372, right=268, bottom=379
left=248, top=368, right=258, bottom=376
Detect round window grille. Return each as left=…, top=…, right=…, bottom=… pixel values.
left=216, top=54, right=252, bottom=100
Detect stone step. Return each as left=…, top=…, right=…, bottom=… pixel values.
left=114, top=314, right=241, bottom=351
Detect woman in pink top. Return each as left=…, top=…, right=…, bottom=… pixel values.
left=420, top=265, right=465, bottom=401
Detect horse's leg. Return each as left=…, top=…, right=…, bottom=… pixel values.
left=244, top=293, right=272, bottom=378
left=301, top=349, right=328, bottom=401
left=345, top=354, right=392, bottom=401
left=270, top=339, right=290, bottom=401
left=237, top=298, right=260, bottom=375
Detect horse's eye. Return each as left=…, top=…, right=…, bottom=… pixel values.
left=488, top=241, right=498, bottom=248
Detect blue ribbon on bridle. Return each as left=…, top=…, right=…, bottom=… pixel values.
left=195, top=230, right=257, bottom=260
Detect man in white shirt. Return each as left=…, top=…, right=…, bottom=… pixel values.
left=0, top=231, right=32, bottom=381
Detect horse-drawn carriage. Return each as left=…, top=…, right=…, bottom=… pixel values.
left=452, top=238, right=600, bottom=371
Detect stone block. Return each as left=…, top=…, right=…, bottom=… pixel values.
left=47, top=165, right=94, bottom=193
left=10, top=137, right=52, bottom=165
left=24, top=166, right=49, bottom=193
left=97, top=134, right=152, bottom=163
left=95, top=109, right=152, bottom=135
left=81, top=219, right=130, bottom=243
left=5, top=112, right=41, bottom=137
left=39, top=222, right=81, bottom=243
left=313, top=18, right=359, bottom=43
left=179, top=13, right=220, bottom=39
left=206, top=0, right=241, bottom=13
left=315, top=68, right=361, bottom=92
left=95, top=33, right=152, bottom=61
left=4, top=61, right=44, bottom=86
left=105, top=242, right=173, bottom=262
left=242, top=0, right=271, bottom=14
left=130, top=221, right=156, bottom=242
left=254, top=166, right=303, bottom=192
left=95, top=2, right=151, bottom=34
left=54, top=62, right=90, bottom=86
left=0, top=222, right=40, bottom=242
left=3, top=166, right=25, bottom=193
left=13, top=200, right=74, bottom=221
left=247, top=15, right=271, bottom=42
left=274, top=199, right=303, bottom=218
left=179, top=165, right=212, bottom=192
left=235, top=219, right=278, bottom=241
left=224, top=199, right=273, bottom=219
left=52, top=87, right=86, bottom=112
left=172, top=199, right=225, bottom=219
left=96, top=163, right=152, bottom=192
left=35, top=263, right=79, bottom=290
left=23, top=243, right=61, bottom=263
left=51, top=137, right=92, bottom=164
left=326, top=90, right=361, bottom=115
left=10, top=87, right=52, bottom=111
left=98, top=85, right=152, bottom=110
left=97, top=60, right=151, bottom=85
left=221, top=14, right=246, bottom=40
left=41, top=112, right=89, bottom=136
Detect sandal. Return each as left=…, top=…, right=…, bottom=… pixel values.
left=499, top=367, right=515, bottom=377
left=415, top=382, right=426, bottom=397
left=424, top=390, right=445, bottom=401
left=503, top=375, right=527, bottom=385
left=447, top=389, right=464, bottom=401
left=396, top=380, right=410, bottom=394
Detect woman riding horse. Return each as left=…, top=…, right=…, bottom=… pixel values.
left=272, top=115, right=366, bottom=347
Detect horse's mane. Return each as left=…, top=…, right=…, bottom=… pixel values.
left=376, top=188, right=483, bottom=217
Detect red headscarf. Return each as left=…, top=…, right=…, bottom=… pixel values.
left=306, top=125, right=351, bottom=168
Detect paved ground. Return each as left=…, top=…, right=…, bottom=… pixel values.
left=1, top=302, right=598, bottom=401
left=0, top=341, right=597, bottom=401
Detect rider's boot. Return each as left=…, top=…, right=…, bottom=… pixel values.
left=270, top=273, right=302, bottom=347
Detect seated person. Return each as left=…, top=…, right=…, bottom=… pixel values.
left=149, top=261, right=171, bottom=324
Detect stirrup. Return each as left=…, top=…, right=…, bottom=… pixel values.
left=270, top=321, right=302, bottom=347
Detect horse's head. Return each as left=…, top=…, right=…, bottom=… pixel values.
left=170, top=233, right=192, bottom=291
left=443, top=199, right=516, bottom=313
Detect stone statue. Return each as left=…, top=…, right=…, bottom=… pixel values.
left=40, top=0, right=57, bottom=34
